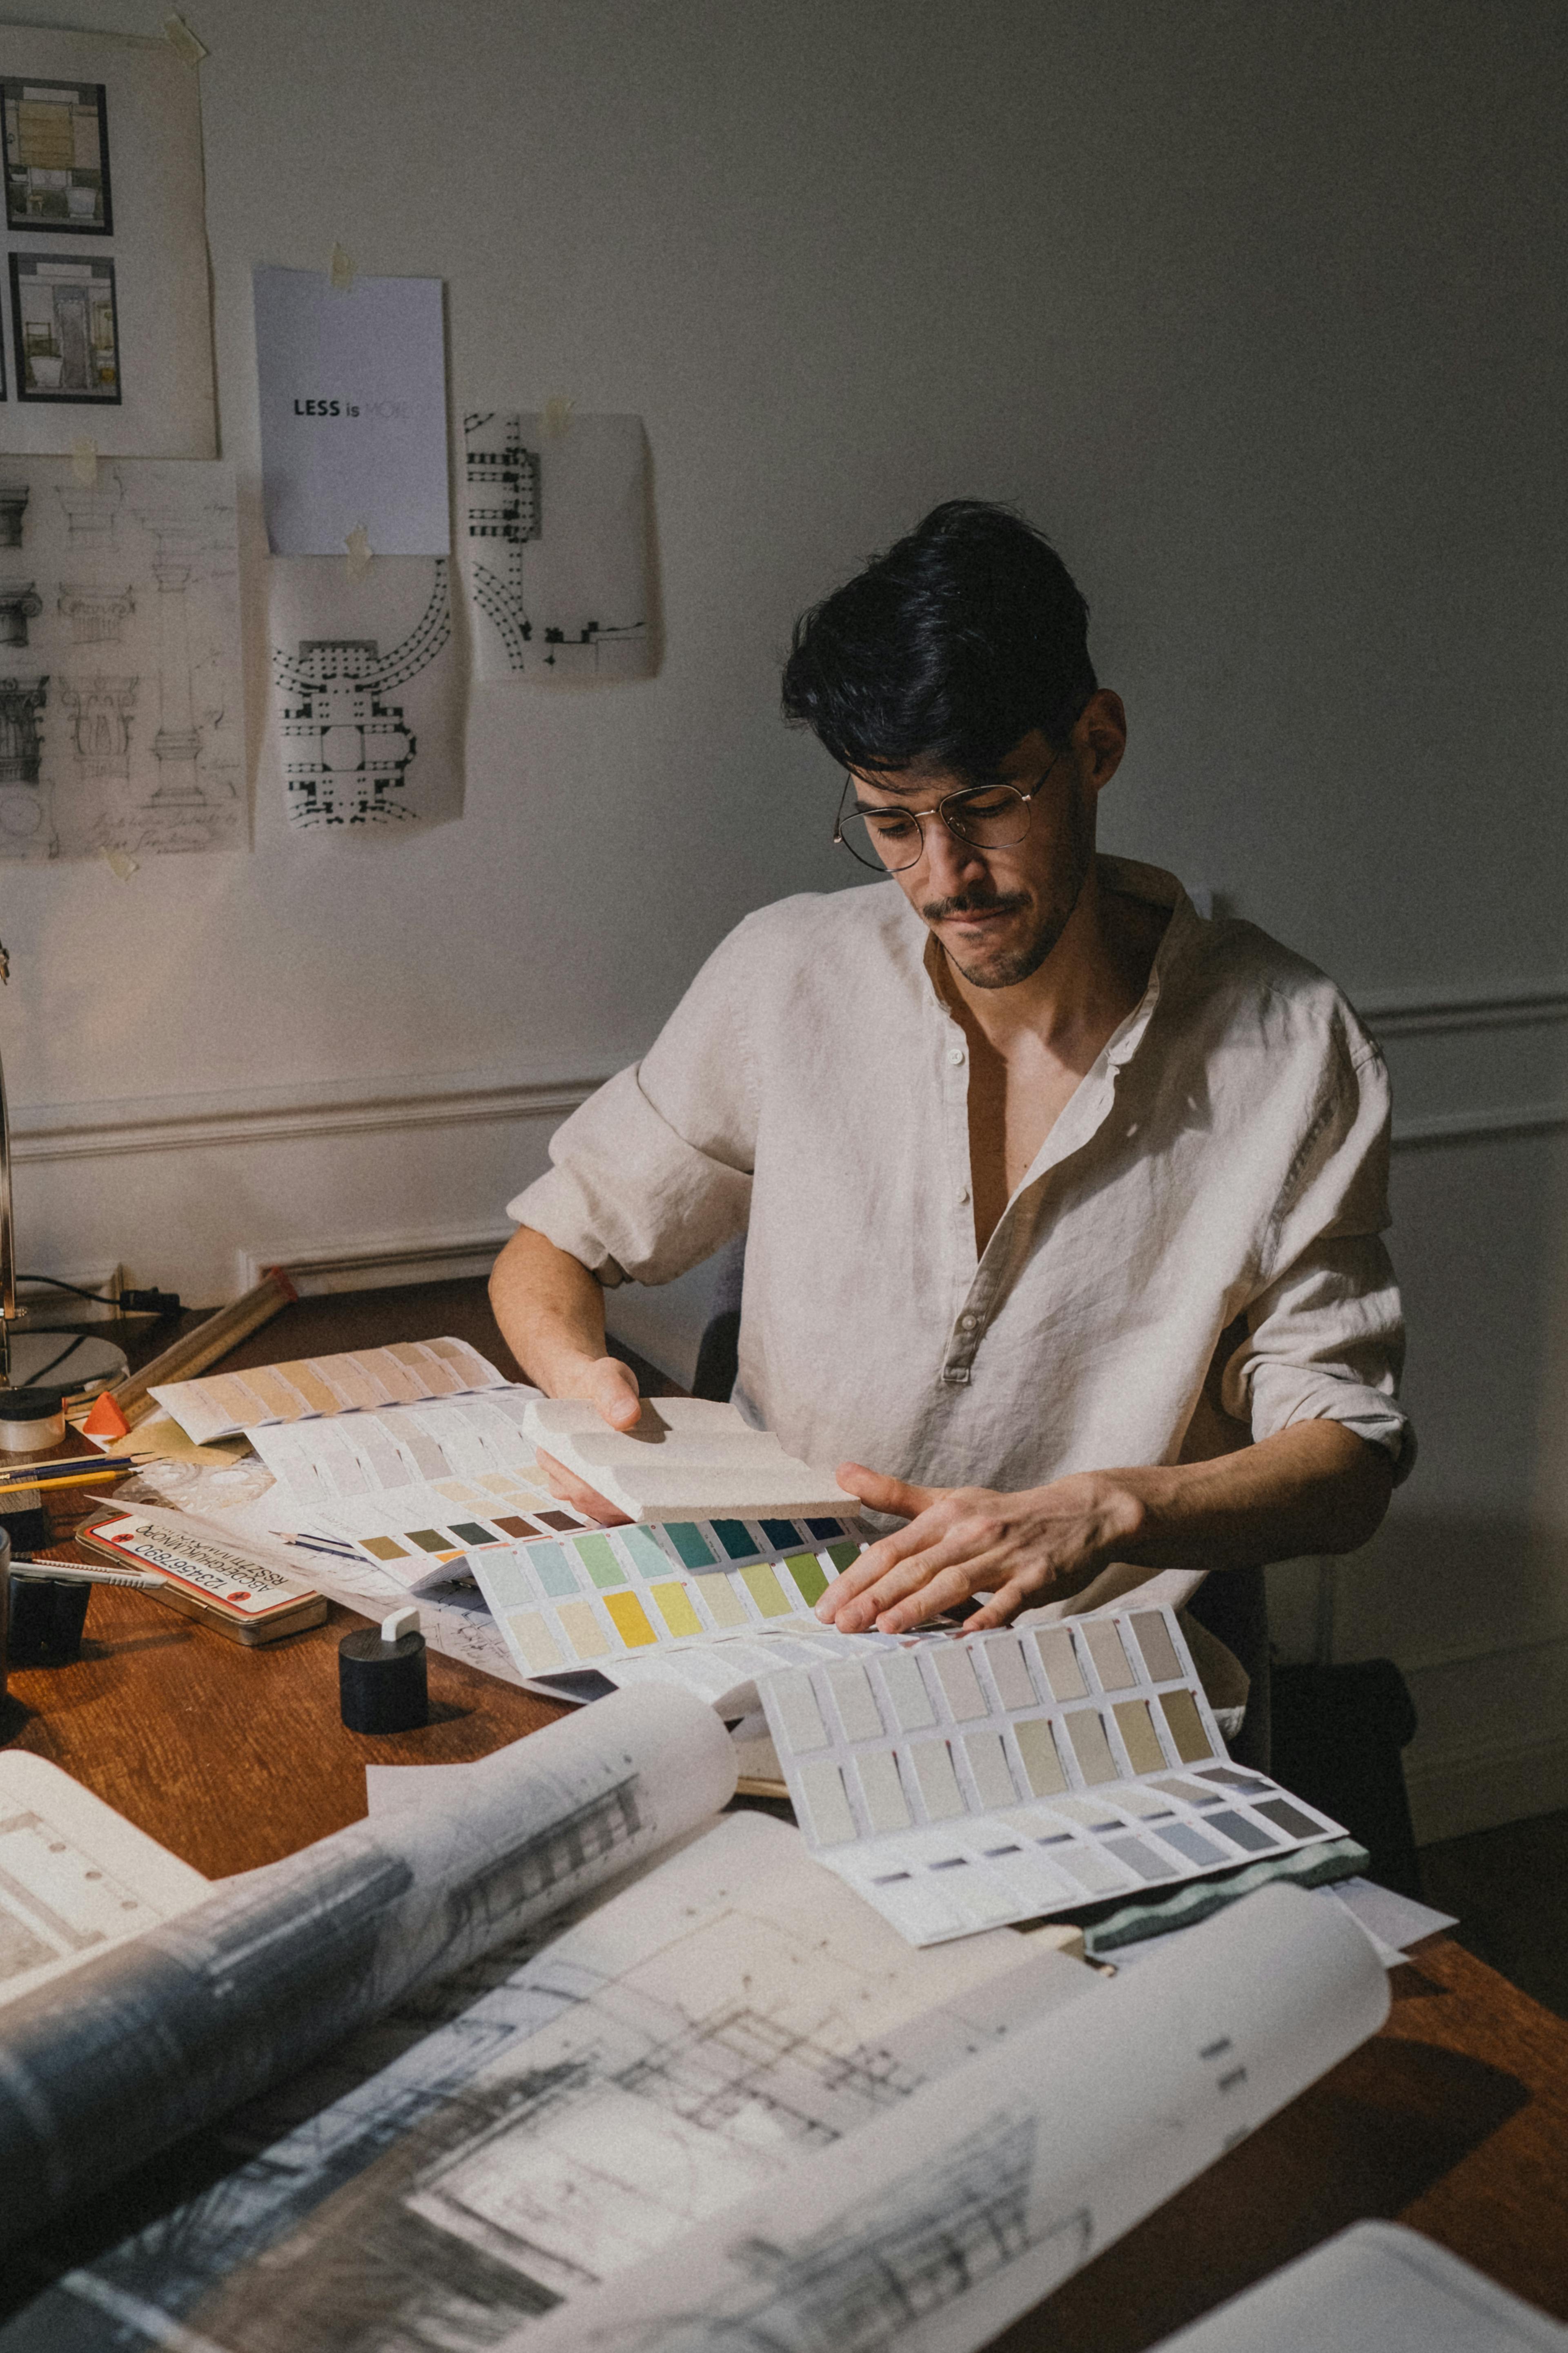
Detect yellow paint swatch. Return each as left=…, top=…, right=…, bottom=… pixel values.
left=556, top=1600, right=610, bottom=1660
left=504, top=1611, right=565, bottom=1673
left=1159, top=1690, right=1214, bottom=1763
left=650, top=1583, right=702, bottom=1638
left=1013, top=1717, right=1067, bottom=1797
left=1113, top=1699, right=1165, bottom=1775
left=693, top=1572, right=747, bottom=1628
left=604, top=1592, right=658, bottom=1648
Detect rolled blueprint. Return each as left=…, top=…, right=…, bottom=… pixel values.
left=0, top=1684, right=736, bottom=2246
left=508, top=1882, right=1390, bottom=2353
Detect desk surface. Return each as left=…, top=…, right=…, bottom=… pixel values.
left=3, top=1280, right=1566, bottom=2348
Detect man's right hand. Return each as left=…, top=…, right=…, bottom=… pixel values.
left=534, top=1353, right=643, bottom=1525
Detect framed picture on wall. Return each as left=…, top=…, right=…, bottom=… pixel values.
left=2, top=78, right=111, bottom=234
left=8, top=253, right=120, bottom=401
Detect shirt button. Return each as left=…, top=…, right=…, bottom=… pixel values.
left=956, top=1185, right=970, bottom=1204
left=947, top=1046, right=966, bottom=1065
left=959, top=1313, right=978, bottom=1331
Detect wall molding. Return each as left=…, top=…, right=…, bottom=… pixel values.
left=1404, top=1719, right=1568, bottom=1847
left=8, top=975, right=1565, bottom=1169
left=236, top=1227, right=514, bottom=1296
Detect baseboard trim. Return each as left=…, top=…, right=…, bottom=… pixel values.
left=1354, top=978, right=1568, bottom=1039
left=1391, top=1101, right=1568, bottom=1151
left=1407, top=1724, right=1568, bottom=1847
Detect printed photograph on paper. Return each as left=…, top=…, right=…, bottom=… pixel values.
left=2, top=77, right=111, bottom=233
left=9, top=254, right=120, bottom=401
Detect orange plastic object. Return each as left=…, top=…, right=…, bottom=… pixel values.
left=82, top=1392, right=131, bottom=1441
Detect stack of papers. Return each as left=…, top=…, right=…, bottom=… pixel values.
left=520, top=1397, right=855, bottom=1520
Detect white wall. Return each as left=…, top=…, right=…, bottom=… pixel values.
left=4, top=1, right=1565, bottom=1838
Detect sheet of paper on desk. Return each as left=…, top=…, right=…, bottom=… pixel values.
left=758, top=1603, right=1350, bottom=1945
left=151, top=1336, right=509, bottom=1443
left=0, top=1755, right=208, bottom=2012
left=0, top=1812, right=1094, bottom=2353
left=501, top=1883, right=1389, bottom=2353
left=1148, top=2221, right=1568, bottom=2351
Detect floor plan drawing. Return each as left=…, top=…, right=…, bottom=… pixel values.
left=0, top=457, right=243, bottom=861
left=461, top=411, right=654, bottom=683
left=270, top=556, right=464, bottom=834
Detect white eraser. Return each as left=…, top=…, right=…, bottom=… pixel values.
left=381, top=1604, right=421, bottom=1646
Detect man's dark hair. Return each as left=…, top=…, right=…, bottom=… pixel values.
left=780, top=499, right=1097, bottom=780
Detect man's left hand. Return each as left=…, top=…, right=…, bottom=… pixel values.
left=818, top=1462, right=1146, bottom=1633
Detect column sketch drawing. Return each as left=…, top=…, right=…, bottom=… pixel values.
left=58, top=675, right=136, bottom=781
left=0, top=674, right=53, bottom=859
left=0, top=482, right=29, bottom=547
left=0, top=584, right=41, bottom=646
left=273, top=561, right=454, bottom=830
left=0, top=457, right=243, bottom=861
left=58, top=582, right=134, bottom=642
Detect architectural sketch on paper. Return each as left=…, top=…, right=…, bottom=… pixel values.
left=0, top=458, right=243, bottom=861
left=2, top=76, right=111, bottom=234
left=462, top=410, right=653, bottom=682
left=271, top=559, right=459, bottom=831
left=9, top=252, right=120, bottom=401
left=4, top=1818, right=1062, bottom=2353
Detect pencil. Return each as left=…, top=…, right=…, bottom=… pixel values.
left=0, top=1453, right=138, bottom=1485
left=0, top=1468, right=136, bottom=1498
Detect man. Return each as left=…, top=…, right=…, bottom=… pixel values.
left=490, top=501, right=1411, bottom=1668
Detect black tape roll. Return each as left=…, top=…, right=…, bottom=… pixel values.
left=337, top=1625, right=428, bottom=1734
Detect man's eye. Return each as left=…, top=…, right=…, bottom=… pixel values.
left=954, top=790, right=1013, bottom=818
left=866, top=813, right=916, bottom=837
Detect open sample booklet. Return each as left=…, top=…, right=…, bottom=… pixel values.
left=151, top=1336, right=512, bottom=1443
left=518, top=1395, right=855, bottom=1519
left=0, top=1784, right=1389, bottom=2353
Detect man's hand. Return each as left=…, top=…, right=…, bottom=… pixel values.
left=534, top=1354, right=643, bottom=1525
left=817, top=1424, right=1395, bottom=1634
left=818, top=1463, right=1143, bottom=1633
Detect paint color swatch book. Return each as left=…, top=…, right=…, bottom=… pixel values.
left=151, top=1337, right=511, bottom=1445
left=467, top=1510, right=873, bottom=1696
left=756, top=1604, right=1348, bottom=1945
left=518, top=1396, right=855, bottom=1519
left=236, top=1391, right=595, bottom=1586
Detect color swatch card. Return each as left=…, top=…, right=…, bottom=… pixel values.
left=468, top=1510, right=869, bottom=1692
left=757, top=1606, right=1347, bottom=1947
left=243, top=1391, right=592, bottom=1586
left=520, top=1397, right=855, bottom=1520
left=153, top=1338, right=509, bottom=1444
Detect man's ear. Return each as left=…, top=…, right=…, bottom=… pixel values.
left=1076, top=689, right=1127, bottom=792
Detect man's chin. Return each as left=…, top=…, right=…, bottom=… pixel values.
left=942, top=918, right=1059, bottom=991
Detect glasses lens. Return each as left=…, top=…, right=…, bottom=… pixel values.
left=837, top=807, right=925, bottom=871
left=944, top=785, right=1030, bottom=848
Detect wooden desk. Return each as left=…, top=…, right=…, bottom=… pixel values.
left=2, top=1280, right=1565, bottom=2346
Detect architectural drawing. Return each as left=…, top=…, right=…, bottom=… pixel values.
left=0, top=457, right=243, bottom=861
left=0, top=483, right=29, bottom=546
left=270, top=555, right=464, bottom=832
left=461, top=410, right=654, bottom=682
left=2, top=76, right=111, bottom=233
left=0, top=25, right=213, bottom=456
left=0, top=1687, right=737, bottom=2265
left=0, top=1814, right=1082, bottom=2353
left=9, top=252, right=120, bottom=401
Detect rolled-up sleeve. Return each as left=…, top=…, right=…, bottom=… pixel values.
left=1221, top=1036, right=1416, bottom=1479
left=506, top=919, right=761, bottom=1287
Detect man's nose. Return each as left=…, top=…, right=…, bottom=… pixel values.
left=922, top=818, right=991, bottom=892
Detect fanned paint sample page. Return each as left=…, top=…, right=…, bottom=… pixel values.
left=758, top=1604, right=1348, bottom=1943
left=150, top=1337, right=510, bottom=1443
left=520, top=1395, right=854, bottom=1519
left=506, top=1884, right=1390, bottom=2353
left=0, top=1811, right=1092, bottom=2353
left=0, top=1754, right=208, bottom=2010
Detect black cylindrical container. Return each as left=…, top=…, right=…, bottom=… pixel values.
left=338, top=1620, right=428, bottom=1733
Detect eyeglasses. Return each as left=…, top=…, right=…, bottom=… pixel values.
left=832, top=749, right=1066, bottom=874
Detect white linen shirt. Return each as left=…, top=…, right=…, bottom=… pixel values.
left=507, top=857, right=1413, bottom=1493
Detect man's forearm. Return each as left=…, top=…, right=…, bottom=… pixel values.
left=488, top=1225, right=613, bottom=1394
left=1111, top=1421, right=1395, bottom=1572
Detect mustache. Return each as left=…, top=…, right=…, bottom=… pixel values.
left=920, top=888, right=1031, bottom=923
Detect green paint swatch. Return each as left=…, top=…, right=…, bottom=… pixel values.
left=527, top=1543, right=579, bottom=1599
left=711, top=1519, right=757, bottom=1561
left=573, top=1534, right=626, bottom=1589
left=740, top=1561, right=793, bottom=1617
left=665, top=1521, right=716, bottom=1569
left=619, top=1524, right=673, bottom=1579
left=783, top=1552, right=828, bottom=1606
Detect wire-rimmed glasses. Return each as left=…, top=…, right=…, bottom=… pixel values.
left=832, top=749, right=1065, bottom=873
